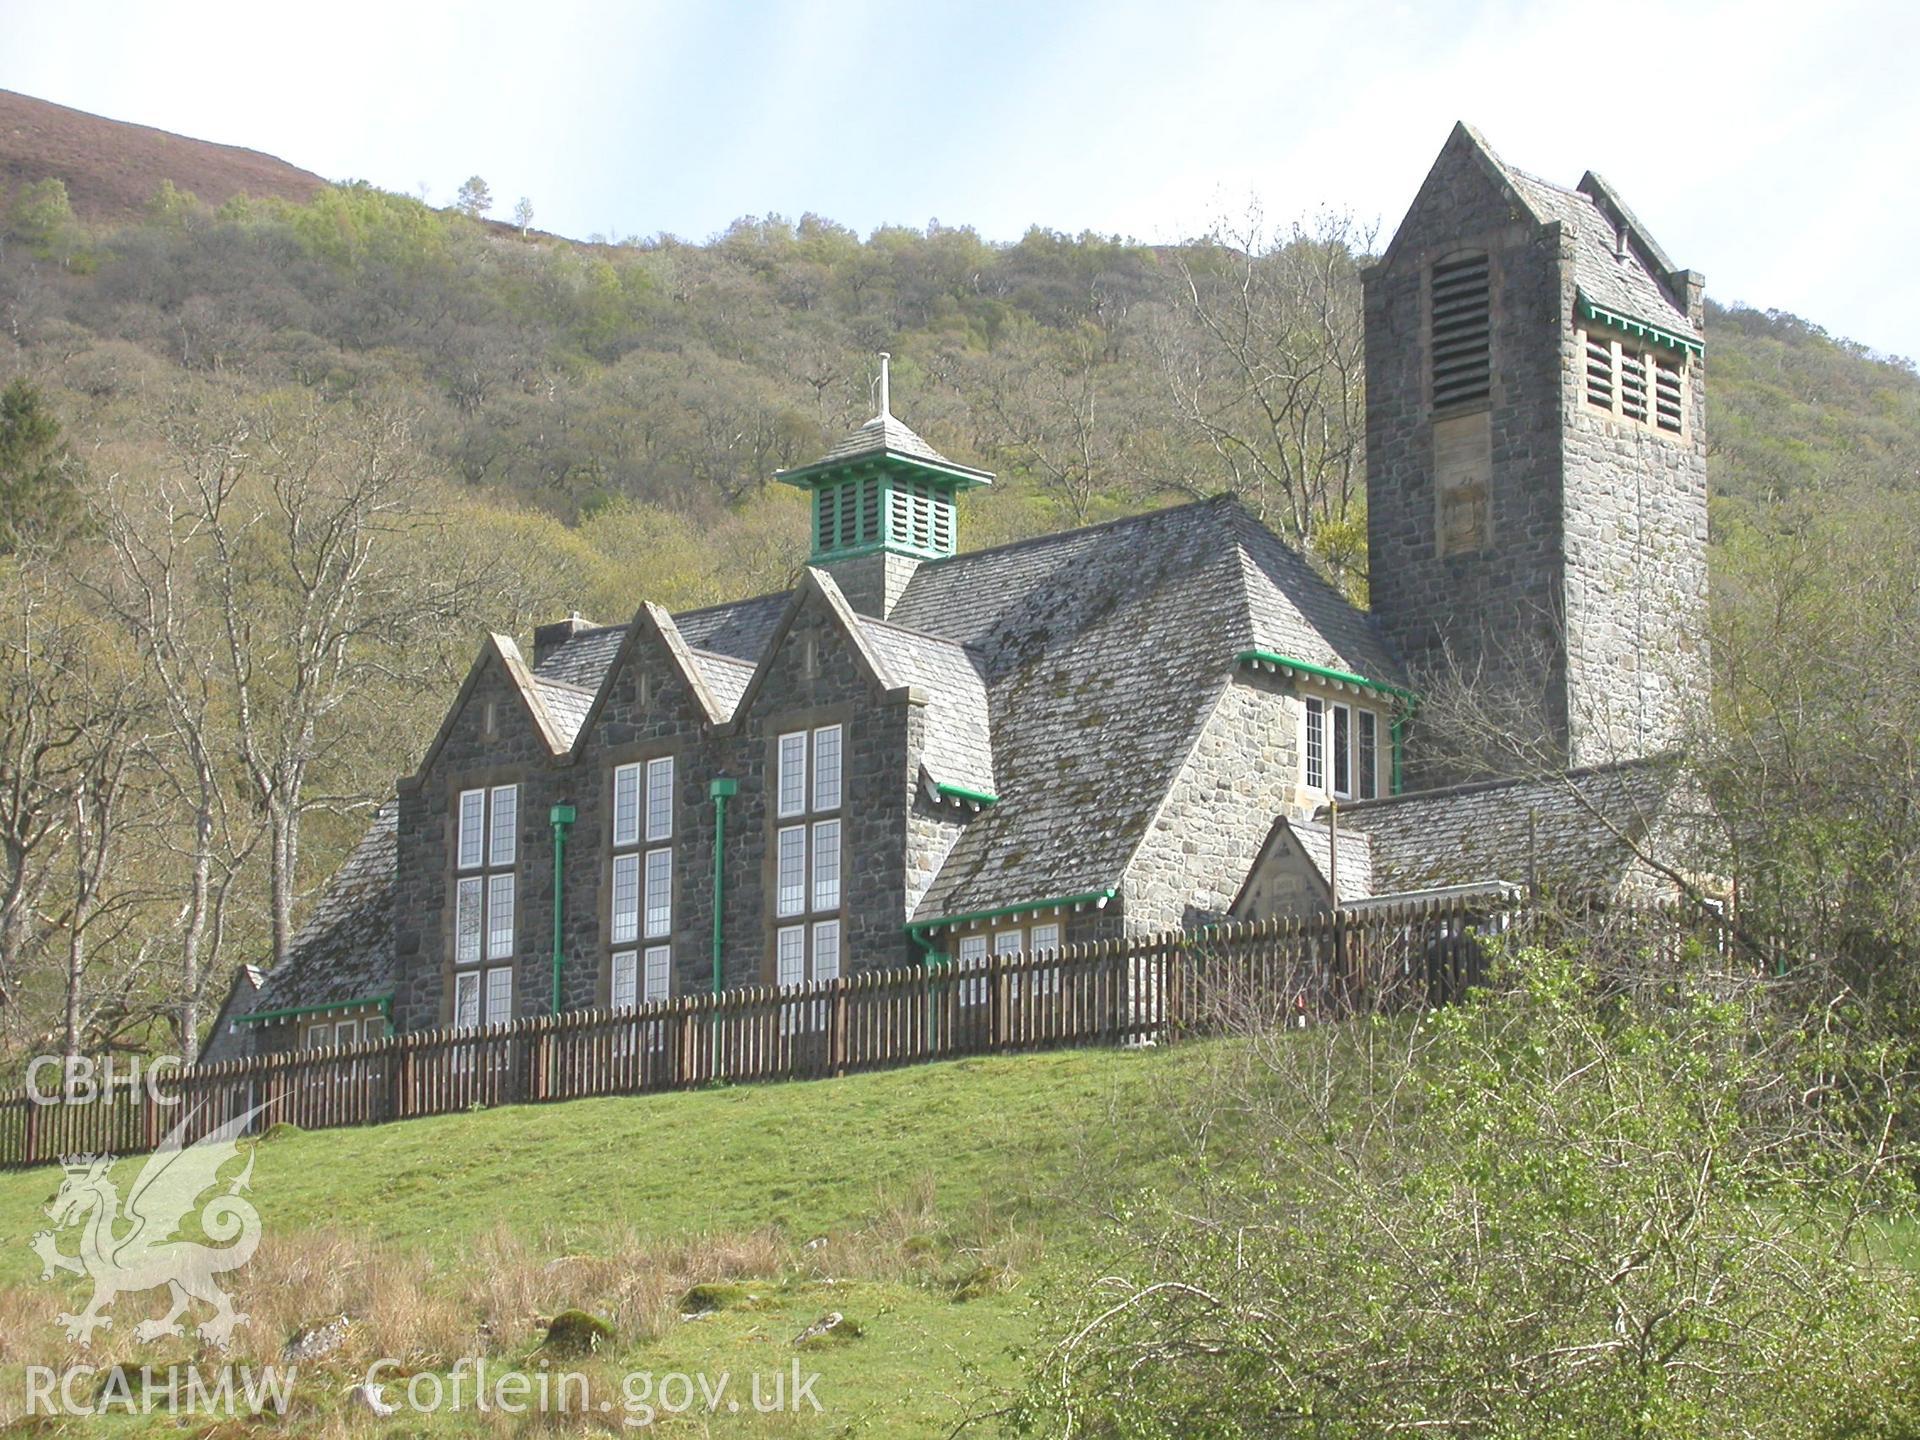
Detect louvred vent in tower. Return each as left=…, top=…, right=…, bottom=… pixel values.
left=1430, top=253, right=1491, bottom=409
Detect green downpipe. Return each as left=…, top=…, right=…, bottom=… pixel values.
left=709, top=778, right=737, bottom=996
left=549, top=805, right=575, bottom=1013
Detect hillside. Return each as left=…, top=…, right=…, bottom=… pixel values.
left=0, top=115, right=1916, bottom=1066
left=0, top=88, right=325, bottom=222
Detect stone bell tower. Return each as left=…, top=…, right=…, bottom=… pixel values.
left=1363, top=123, right=1708, bottom=786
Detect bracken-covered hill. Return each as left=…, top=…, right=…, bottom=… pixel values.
left=0, top=88, right=325, bottom=222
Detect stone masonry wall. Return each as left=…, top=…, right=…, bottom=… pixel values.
left=1121, top=673, right=1304, bottom=932
left=1557, top=272, right=1709, bottom=766
left=392, top=655, right=569, bottom=1034
left=1364, top=132, right=1571, bottom=788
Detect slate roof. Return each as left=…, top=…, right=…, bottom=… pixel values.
left=856, top=618, right=995, bottom=797
left=1505, top=166, right=1699, bottom=343
left=1325, top=755, right=1682, bottom=897
left=532, top=624, right=624, bottom=688
left=532, top=678, right=596, bottom=749
left=776, top=411, right=992, bottom=482
left=889, top=495, right=1403, bottom=921
left=243, top=803, right=398, bottom=1018
left=664, top=592, right=792, bottom=664
left=1291, top=819, right=1374, bottom=904
left=686, top=647, right=756, bottom=722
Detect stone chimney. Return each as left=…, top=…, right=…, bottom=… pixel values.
left=532, top=612, right=592, bottom=668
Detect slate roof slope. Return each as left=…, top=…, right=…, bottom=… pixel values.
left=532, top=624, right=624, bottom=689
left=531, top=592, right=795, bottom=697
left=1326, top=755, right=1681, bottom=896
left=1291, top=819, right=1374, bottom=904
left=686, top=648, right=756, bottom=721
left=1506, top=167, right=1699, bottom=343
left=532, top=678, right=596, bottom=749
left=857, top=618, right=995, bottom=797
left=805, top=411, right=989, bottom=475
left=1231, top=506, right=1404, bottom=682
left=888, top=496, right=1400, bottom=921
left=671, top=592, right=795, bottom=663
left=247, top=803, right=399, bottom=1015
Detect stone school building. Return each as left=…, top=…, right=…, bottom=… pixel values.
left=209, top=123, right=1709, bottom=1058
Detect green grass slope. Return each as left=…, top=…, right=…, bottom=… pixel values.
left=0, top=1045, right=1215, bottom=1434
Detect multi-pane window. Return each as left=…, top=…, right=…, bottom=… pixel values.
left=1304, top=699, right=1325, bottom=791
left=456, top=786, right=517, bottom=988
left=956, top=921, right=1067, bottom=1007
left=1358, top=711, right=1379, bottom=800
left=611, top=946, right=671, bottom=1011
left=1583, top=327, right=1686, bottom=436
left=454, top=964, right=514, bottom=1030
left=1304, top=701, right=1382, bottom=800
left=772, top=725, right=845, bottom=988
left=611, top=757, right=673, bottom=1002
left=956, top=933, right=990, bottom=1007
left=1331, top=704, right=1352, bottom=798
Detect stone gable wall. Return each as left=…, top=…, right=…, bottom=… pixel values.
left=1121, top=674, right=1304, bottom=932
left=391, top=658, right=565, bottom=1035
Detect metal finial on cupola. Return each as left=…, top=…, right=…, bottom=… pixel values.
left=877, top=351, right=891, bottom=418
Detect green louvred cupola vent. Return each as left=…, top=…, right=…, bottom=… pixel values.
left=775, top=354, right=993, bottom=563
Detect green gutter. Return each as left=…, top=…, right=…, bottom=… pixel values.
left=906, top=887, right=1118, bottom=943
left=1577, top=293, right=1703, bottom=358
left=235, top=994, right=393, bottom=1028
left=933, top=781, right=999, bottom=809
left=1237, top=648, right=1418, bottom=796
left=709, top=778, right=737, bottom=995
left=549, top=805, right=575, bottom=1014
left=1234, top=649, right=1418, bottom=704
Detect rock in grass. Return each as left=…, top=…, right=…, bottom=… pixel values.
left=283, top=1314, right=354, bottom=1362
left=793, top=1311, right=862, bottom=1346
left=678, top=1281, right=749, bottom=1315
left=543, top=1309, right=614, bottom=1356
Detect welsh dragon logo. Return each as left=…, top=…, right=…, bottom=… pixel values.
left=31, top=1104, right=267, bottom=1347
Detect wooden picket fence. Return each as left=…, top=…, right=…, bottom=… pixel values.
left=0, top=895, right=1733, bottom=1169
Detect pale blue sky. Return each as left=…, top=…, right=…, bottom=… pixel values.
left=2, top=0, right=1915, bottom=360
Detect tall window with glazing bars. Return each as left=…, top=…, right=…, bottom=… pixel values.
left=773, top=724, right=843, bottom=990
left=610, top=756, right=674, bottom=1011
left=454, top=783, right=517, bottom=1028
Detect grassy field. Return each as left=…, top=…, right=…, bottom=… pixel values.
left=0, top=1043, right=1224, bottom=1435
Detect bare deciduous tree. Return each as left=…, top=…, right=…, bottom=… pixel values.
left=1157, top=209, right=1371, bottom=591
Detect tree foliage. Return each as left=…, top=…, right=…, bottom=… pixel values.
left=1025, top=945, right=1919, bottom=1438
left=0, top=377, right=84, bottom=553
